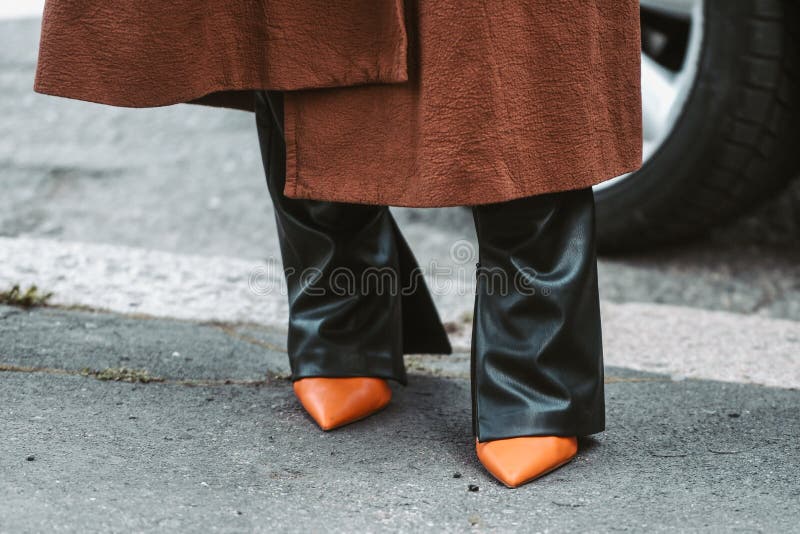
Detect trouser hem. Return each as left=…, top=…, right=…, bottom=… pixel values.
left=291, top=369, right=408, bottom=386
left=475, top=409, right=605, bottom=442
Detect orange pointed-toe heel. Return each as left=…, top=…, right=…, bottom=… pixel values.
left=292, top=377, right=392, bottom=431
left=475, top=435, right=578, bottom=488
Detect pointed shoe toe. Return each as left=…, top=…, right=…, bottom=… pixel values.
left=475, top=435, right=578, bottom=488
left=292, top=377, right=392, bottom=431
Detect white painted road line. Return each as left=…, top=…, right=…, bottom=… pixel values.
left=1, top=236, right=798, bottom=388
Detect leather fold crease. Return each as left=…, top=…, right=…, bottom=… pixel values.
left=470, top=188, right=605, bottom=441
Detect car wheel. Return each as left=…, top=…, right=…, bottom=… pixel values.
left=595, top=0, right=800, bottom=253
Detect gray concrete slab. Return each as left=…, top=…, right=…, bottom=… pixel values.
left=1, top=306, right=799, bottom=532
left=0, top=304, right=290, bottom=381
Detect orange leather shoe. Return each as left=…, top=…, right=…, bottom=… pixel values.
left=292, top=377, right=392, bottom=431
left=475, top=436, right=578, bottom=488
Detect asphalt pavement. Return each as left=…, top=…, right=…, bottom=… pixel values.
left=2, top=304, right=799, bottom=532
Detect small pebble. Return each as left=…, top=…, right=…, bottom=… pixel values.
left=728, top=413, right=740, bottom=418
left=468, top=484, right=479, bottom=492
left=26, top=456, right=35, bottom=462
left=453, top=473, right=462, bottom=479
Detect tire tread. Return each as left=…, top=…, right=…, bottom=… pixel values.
left=599, top=0, right=800, bottom=252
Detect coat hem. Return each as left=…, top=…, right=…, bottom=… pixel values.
left=32, top=62, right=410, bottom=113
left=281, top=158, right=644, bottom=208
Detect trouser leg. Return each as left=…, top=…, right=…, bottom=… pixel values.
left=254, top=90, right=450, bottom=384
left=471, top=187, right=605, bottom=441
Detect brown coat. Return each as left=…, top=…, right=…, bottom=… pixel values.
left=34, top=0, right=643, bottom=207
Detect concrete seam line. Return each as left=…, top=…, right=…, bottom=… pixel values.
left=0, top=363, right=666, bottom=386
left=0, top=363, right=290, bottom=386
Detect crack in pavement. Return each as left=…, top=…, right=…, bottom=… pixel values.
left=0, top=363, right=290, bottom=387
left=211, top=322, right=287, bottom=353
left=0, top=362, right=670, bottom=386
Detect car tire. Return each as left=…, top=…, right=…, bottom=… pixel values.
left=595, top=0, right=800, bottom=253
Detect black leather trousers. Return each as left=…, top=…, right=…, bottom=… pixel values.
left=255, top=90, right=604, bottom=441
left=255, top=90, right=452, bottom=387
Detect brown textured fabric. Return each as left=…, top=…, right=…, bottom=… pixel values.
left=34, top=0, right=642, bottom=207
left=34, top=0, right=409, bottom=103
